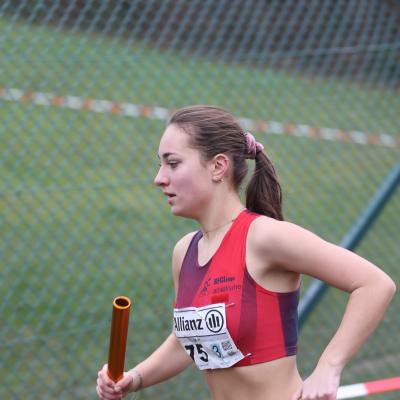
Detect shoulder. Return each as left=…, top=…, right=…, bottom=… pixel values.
left=249, top=215, right=318, bottom=243
left=171, top=231, right=198, bottom=288
left=247, top=216, right=324, bottom=265
left=248, top=217, right=390, bottom=293
left=248, top=215, right=298, bottom=248
left=172, top=231, right=198, bottom=265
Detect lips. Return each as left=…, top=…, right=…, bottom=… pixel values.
left=163, top=192, right=176, bottom=204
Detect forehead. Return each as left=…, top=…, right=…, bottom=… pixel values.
left=158, top=124, right=192, bottom=156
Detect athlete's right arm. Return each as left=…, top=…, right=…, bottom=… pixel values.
left=96, top=232, right=196, bottom=400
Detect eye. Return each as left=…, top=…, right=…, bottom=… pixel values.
left=167, top=160, right=180, bottom=169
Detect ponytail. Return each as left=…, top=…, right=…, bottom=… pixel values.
left=245, top=152, right=284, bottom=220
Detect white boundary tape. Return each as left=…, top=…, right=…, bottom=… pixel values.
left=1, top=87, right=399, bottom=148
left=337, top=376, right=400, bottom=399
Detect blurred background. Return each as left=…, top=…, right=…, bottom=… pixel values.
left=1, top=1, right=399, bottom=399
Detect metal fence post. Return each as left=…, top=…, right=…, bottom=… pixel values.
left=299, top=161, right=400, bottom=329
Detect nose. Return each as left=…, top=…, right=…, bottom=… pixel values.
left=154, top=166, right=169, bottom=187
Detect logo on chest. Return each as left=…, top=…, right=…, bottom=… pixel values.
left=200, top=275, right=242, bottom=297
left=205, top=309, right=224, bottom=333
left=174, top=315, right=204, bottom=332
left=173, top=306, right=225, bottom=335
left=199, top=277, right=212, bottom=296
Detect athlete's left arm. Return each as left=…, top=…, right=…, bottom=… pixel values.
left=255, top=219, right=396, bottom=400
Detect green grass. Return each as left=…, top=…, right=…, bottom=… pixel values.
left=1, top=15, right=399, bottom=400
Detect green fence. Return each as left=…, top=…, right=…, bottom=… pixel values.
left=1, top=1, right=399, bottom=399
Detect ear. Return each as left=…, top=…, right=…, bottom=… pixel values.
left=210, top=154, right=229, bottom=182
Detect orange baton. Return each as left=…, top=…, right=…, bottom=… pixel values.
left=107, top=296, right=131, bottom=382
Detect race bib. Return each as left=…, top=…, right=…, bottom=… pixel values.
left=173, top=303, right=244, bottom=370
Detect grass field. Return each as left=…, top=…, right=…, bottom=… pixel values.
left=1, top=15, right=399, bottom=399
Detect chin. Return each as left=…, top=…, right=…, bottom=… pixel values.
left=170, top=205, right=196, bottom=220
left=171, top=208, right=188, bottom=218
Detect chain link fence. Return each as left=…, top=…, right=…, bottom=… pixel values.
left=1, top=1, right=399, bottom=399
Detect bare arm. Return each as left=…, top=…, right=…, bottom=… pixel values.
left=250, top=218, right=396, bottom=400
left=127, top=333, right=193, bottom=390
left=96, top=232, right=196, bottom=399
left=97, top=333, right=193, bottom=399
left=125, top=232, right=197, bottom=391
left=269, top=222, right=396, bottom=371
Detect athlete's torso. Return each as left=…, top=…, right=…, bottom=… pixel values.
left=174, top=210, right=299, bottom=368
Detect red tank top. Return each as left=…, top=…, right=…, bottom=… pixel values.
left=174, top=209, right=299, bottom=367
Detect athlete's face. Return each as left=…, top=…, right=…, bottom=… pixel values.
left=154, top=124, right=214, bottom=218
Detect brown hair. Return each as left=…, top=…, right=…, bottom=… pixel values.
left=167, top=105, right=283, bottom=220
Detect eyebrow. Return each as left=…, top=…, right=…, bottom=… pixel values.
left=157, top=152, right=179, bottom=160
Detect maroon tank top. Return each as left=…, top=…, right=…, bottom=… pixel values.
left=175, top=210, right=299, bottom=367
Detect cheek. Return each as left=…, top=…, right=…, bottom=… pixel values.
left=180, top=175, right=202, bottom=194
left=177, top=170, right=210, bottom=199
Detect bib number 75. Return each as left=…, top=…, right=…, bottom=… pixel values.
left=185, top=344, right=209, bottom=362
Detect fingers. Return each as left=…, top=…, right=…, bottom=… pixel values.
left=96, top=384, right=122, bottom=400
left=301, top=395, right=336, bottom=400
left=290, top=385, right=303, bottom=400
left=100, top=364, right=114, bottom=385
left=115, top=372, right=134, bottom=392
left=96, top=364, right=122, bottom=400
left=296, top=392, right=336, bottom=400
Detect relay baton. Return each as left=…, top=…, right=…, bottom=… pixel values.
left=107, top=296, right=131, bottom=382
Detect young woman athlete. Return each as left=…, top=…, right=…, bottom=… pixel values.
left=96, top=105, right=396, bottom=400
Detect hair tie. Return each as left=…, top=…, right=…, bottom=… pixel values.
left=244, top=132, right=264, bottom=159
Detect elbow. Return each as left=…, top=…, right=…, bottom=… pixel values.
left=380, top=274, right=396, bottom=301
left=388, top=277, right=397, bottom=297
left=363, top=270, right=397, bottom=302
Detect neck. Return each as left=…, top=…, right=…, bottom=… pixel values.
left=201, top=217, right=236, bottom=237
left=199, top=195, right=245, bottom=240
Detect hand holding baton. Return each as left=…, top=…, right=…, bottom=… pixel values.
left=107, top=296, right=131, bottom=383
